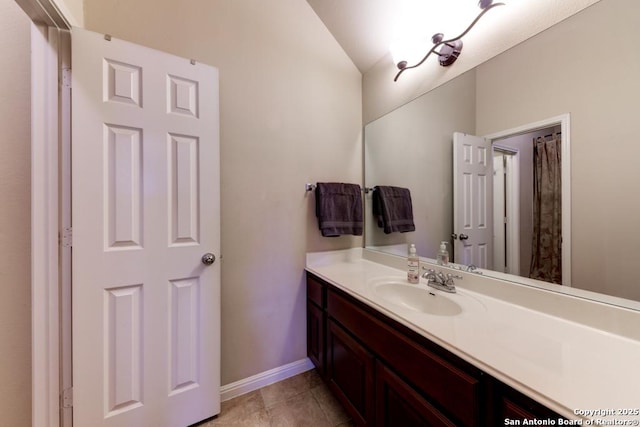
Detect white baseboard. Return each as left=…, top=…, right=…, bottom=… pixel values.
left=220, top=358, right=315, bottom=402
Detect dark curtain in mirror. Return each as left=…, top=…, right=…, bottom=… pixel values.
left=529, top=135, right=562, bottom=284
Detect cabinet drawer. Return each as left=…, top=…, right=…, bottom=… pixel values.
left=328, top=288, right=481, bottom=426
left=307, top=274, right=325, bottom=307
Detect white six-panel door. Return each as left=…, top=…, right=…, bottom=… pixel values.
left=453, top=132, right=493, bottom=269
left=72, top=27, right=220, bottom=426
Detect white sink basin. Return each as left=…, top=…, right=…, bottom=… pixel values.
left=372, top=280, right=463, bottom=316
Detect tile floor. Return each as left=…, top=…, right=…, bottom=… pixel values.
left=194, top=369, right=355, bottom=427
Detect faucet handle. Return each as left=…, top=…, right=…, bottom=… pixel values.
left=421, top=268, right=436, bottom=279
left=444, top=273, right=463, bottom=287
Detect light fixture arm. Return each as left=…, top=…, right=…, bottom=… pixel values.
left=394, top=2, right=505, bottom=82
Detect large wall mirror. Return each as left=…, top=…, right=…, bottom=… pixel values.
left=364, top=0, right=640, bottom=308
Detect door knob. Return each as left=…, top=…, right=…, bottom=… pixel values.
left=459, top=234, right=469, bottom=241
left=201, top=253, right=216, bottom=266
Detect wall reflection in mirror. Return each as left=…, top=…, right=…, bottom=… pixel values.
left=364, top=0, right=640, bottom=306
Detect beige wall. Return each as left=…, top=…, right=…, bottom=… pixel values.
left=53, top=0, right=83, bottom=26
left=0, top=0, right=32, bottom=424
left=476, top=0, right=640, bottom=300
left=365, top=70, right=476, bottom=258
left=83, top=0, right=362, bottom=384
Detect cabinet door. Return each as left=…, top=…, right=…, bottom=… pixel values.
left=376, top=362, right=456, bottom=427
left=307, top=301, right=324, bottom=374
left=327, top=319, right=374, bottom=426
left=492, top=381, right=564, bottom=425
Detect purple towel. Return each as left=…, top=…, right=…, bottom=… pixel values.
left=315, top=182, right=363, bottom=237
left=372, top=186, right=416, bottom=234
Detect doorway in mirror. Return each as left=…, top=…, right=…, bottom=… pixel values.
left=453, top=116, right=570, bottom=286
left=492, top=126, right=559, bottom=281
left=485, top=114, right=570, bottom=286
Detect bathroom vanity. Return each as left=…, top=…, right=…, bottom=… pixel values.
left=306, top=249, right=640, bottom=426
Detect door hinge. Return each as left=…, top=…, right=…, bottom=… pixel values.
left=61, top=67, right=72, bottom=89
left=61, top=387, right=73, bottom=408
left=60, top=227, right=72, bottom=248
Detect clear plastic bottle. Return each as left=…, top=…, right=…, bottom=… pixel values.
left=407, top=244, right=419, bottom=284
left=437, top=241, right=449, bottom=265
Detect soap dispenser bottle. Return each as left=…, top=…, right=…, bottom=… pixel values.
left=407, top=244, right=419, bottom=284
left=437, top=241, right=449, bottom=265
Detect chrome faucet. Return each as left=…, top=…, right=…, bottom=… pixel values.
left=464, top=264, right=483, bottom=274
left=421, top=268, right=462, bottom=293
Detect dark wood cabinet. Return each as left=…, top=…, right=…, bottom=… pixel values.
left=323, top=276, right=483, bottom=426
left=306, top=271, right=564, bottom=427
left=327, top=286, right=482, bottom=426
left=306, top=275, right=325, bottom=376
left=326, top=319, right=375, bottom=425
left=307, top=301, right=324, bottom=371
left=375, top=361, right=456, bottom=427
left=491, top=380, right=565, bottom=425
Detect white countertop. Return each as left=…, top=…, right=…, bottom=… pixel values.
left=306, top=248, right=640, bottom=425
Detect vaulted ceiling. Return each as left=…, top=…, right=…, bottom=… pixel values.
left=307, top=0, right=601, bottom=74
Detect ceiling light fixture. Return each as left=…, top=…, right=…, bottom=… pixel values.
left=393, top=0, right=505, bottom=82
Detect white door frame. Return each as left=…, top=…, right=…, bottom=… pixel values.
left=19, top=1, right=73, bottom=426
left=484, top=114, right=571, bottom=286
left=492, top=150, right=507, bottom=272
left=31, top=23, right=62, bottom=427
left=57, top=28, right=73, bottom=427
left=492, top=145, right=521, bottom=275
left=504, top=150, right=521, bottom=275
